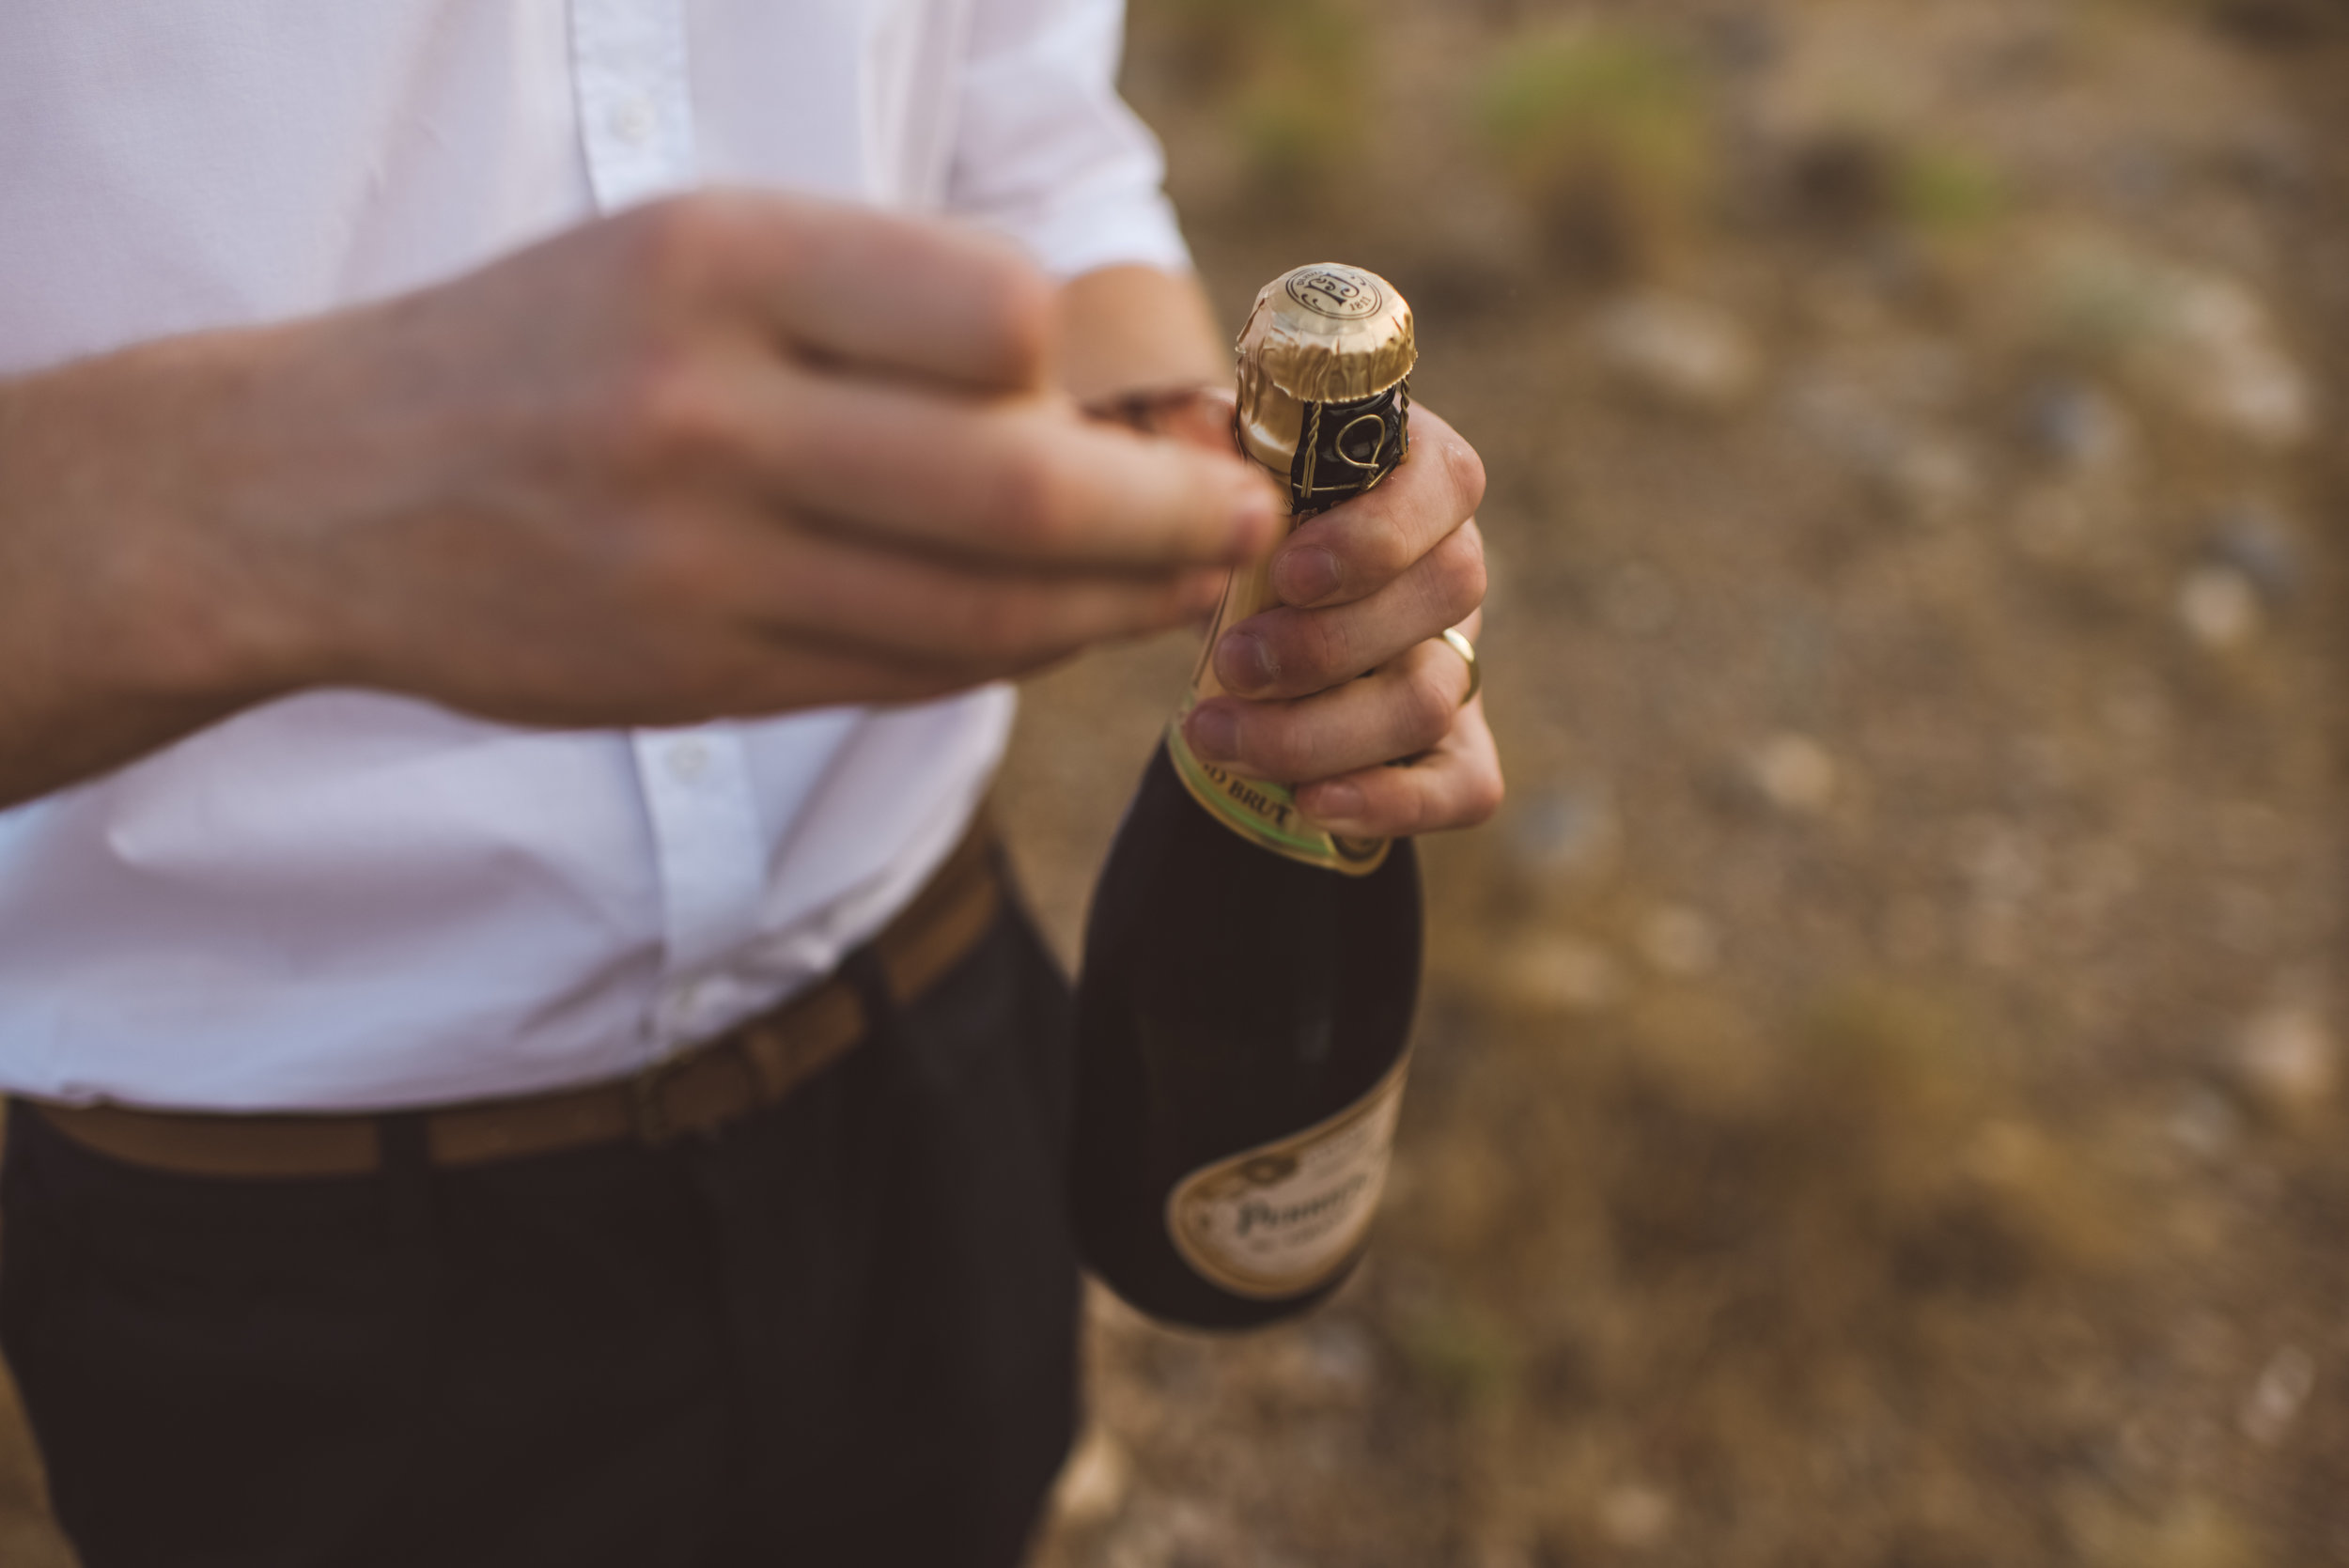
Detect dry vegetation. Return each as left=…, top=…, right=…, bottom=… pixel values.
left=3, top=2, right=2346, bottom=1564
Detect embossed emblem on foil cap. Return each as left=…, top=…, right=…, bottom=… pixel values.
left=1284, top=268, right=1384, bottom=319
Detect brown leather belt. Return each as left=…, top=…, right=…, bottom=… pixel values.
left=28, top=817, right=1004, bottom=1179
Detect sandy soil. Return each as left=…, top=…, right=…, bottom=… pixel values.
left=1023, top=3, right=2349, bottom=1564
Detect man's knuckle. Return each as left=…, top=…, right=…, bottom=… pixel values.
left=1401, top=661, right=1458, bottom=746
left=602, top=356, right=741, bottom=470
left=1462, top=768, right=1506, bottom=827
left=1431, top=529, right=1488, bottom=621
left=1352, top=520, right=1418, bottom=584
left=617, top=194, right=727, bottom=292
left=962, top=586, right=1042, bottom=662
left=1229, top=709, right=1295, bottom=777
left=1390, top=786, right=1435, bottom=838
left=1148, top=578, right=1203, bottom=629
left=1285, top=611, right=1355, bottom=688
left=623, top=513, right=727, bottom=607
left=982, top=258, right=1055, bottom=383
left=985, top=442, right=1078, bottom=548
left=1436, top=425, right=1487, bottom=514
left=1268, top=737, right=1323, bottom=783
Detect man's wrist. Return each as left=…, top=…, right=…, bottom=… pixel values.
left=0, top=327, right=332, bottom=797
left=1055, top=264, right=1227, bottom=406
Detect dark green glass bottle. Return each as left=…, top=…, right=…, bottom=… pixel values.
left=1072, top=264, right=1425, bottom=1328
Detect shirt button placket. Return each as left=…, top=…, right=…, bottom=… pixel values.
left=608, top=96, right=657, bottom=147
left=571, top=1, right=761, bottom=1059
left=569, top=0, right=697, bottom=212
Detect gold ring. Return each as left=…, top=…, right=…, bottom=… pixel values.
left=1440, top=627, right=1481, bottom=706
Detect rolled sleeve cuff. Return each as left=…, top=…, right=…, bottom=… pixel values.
left=994, top=183, right=1191, bottom=280
left=946, top=0, right=1194, bottom=281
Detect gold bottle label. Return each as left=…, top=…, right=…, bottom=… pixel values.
left=1166, top=704, right=1390, bottom=875
left=1164, top=1055, right=1408, bottom=1299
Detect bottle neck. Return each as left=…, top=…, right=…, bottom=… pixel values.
left=1161, top=383, right=1412, bottom=877
left=1189, top=380, right=1408, bottom=708
left=1186, top=554, right=1275, bottom=706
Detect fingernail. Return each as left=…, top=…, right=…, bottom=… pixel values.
left=1215, top=629, right=1275, bottom=694
left=1228, top=477, right=1282, bottom=556
left=1183, top=570, right=1228, bottom=615
left=1186, top=705, right=1238, bottom=762
left=1305, top=781, right=1364, bottom=825
left=1274, top=546, right=1341, bottom=605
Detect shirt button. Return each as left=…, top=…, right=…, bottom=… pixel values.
left=609, top=97, right=656, bottom=145
left=665, top=738, right=710, bottom=782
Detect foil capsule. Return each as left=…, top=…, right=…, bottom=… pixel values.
left=1233, top=263, right=1417, bottom=513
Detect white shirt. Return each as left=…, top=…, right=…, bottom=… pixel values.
left=0, top=0, right=1188, bottom=1111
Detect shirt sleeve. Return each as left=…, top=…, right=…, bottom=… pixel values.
left=946, top=0, right=1192, bottom=280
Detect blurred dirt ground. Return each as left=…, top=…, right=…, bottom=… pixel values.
left=1019, top=1, right=2349, bottom=1565
left=4, top=1, right=2347, bottom=1565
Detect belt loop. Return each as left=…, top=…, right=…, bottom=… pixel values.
left=838, top=944, right=900, bottom=1058
left=376, top=1111, right=433, bottom=1241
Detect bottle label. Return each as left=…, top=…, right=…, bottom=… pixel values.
left=1284, top=267, right=1387, bottom=320
left=1166, top=706, right=1390, bottom=876
left=1164, top=1056, right=1408, bottom=1299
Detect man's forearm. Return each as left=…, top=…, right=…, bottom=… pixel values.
left=0, top=331, right=311, bottom=808
left=1054, top=264, right=1227, bottom=405
left=0, top=208, right=1269, bottom=812
left=0, top=260, right=1236, bottom=813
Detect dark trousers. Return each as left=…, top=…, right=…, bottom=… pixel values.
left=0, top=904, right=1080, bottom=1568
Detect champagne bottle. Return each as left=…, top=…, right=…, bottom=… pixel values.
left=1071, top=264, right=1424, bottom=1329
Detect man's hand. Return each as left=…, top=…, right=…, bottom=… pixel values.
left=1156, top=397, right=1501, bottom=840
left=0, top=191, right=1282, bottom=804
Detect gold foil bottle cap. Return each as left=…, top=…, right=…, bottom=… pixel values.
left=1234, top=263, right=1416, bottom=480
left=1237, top=263, right=1416, bottom=402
